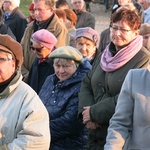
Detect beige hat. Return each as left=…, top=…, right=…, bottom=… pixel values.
left=49, top=46, right=83, bottom=63
left=140, top=23, right=150, bottom=35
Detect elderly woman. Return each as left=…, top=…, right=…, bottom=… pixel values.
left=78, top=7, right=150, bottom=149
left=39, top=46, right=91, bottom=149
left=75, top=27, right=99, bottom=64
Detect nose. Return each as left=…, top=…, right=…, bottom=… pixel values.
left=59, top=67, right=65, bottom=73
left=81, top=44, right=87, bottom=51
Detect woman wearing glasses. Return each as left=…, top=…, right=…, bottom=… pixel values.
left=78, top=7, right=150, bottom=150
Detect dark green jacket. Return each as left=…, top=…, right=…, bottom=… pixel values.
left=78, top=46, right=150, bottom=150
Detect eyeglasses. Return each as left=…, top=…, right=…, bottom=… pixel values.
left=73, top=1, right=82, bottom=5
left=0, top=57, right=12, bottom=63
left=30, top=46, right=44, bottom=52
left=110, top=26, right=132, bottom=33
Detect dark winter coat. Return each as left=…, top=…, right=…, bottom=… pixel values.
left=74, top=9, right=95, bottom=29
left=78, top=43, right=150, bottom=150
left=27, top=57, right=54, bottom=94
left=39, top=59, right=92, bottom=150
left=4, top=7, right=28, bottom=42
left=0, top=23, right=16, bottom=40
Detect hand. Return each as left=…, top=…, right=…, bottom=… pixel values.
left=82, top=106, right=91, bottom=124
left=86, top=121, right=100, bottom=129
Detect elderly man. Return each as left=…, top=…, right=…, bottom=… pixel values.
left=21, top=0, right=69, bottom=79
left=0, top=34, right=50, bottom=149
left=75, top=27, right=99, bottom=64
left=138, top=0, right=150, bottom=23
left=2, top=0, right=28, bottom=42
left=71, top=0, right=95, bottom=29
left=27, top=29, right=57, bottom=94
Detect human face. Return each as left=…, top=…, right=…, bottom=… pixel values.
left=65, top=18, right=72, bottom=29
left=118, top=0, right=131, bottom=6
left=142, top=33, right=150, bottom=49
left=138, top=0, right=149, bottom=10
left=76, top=37, right=96, bottom=58
left=34, top=1, right=53, bottom=22
left=71, top=0, right=84, bottom=12
left=110, top=21, right=139, bottom=50
left=2, top=0, right=11, bottom=12
left=54, top=59, right=77, bottom=81
left=31, top=42, right=51, bottom=58
left=0, top=51, right=15, bottom=82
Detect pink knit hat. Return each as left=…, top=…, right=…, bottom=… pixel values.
left=75, top=27, right=100, bottom=45
left=32, top=29, right=57, bottom=50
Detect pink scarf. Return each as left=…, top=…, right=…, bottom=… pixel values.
left=100, top=35, right=143, bottom=72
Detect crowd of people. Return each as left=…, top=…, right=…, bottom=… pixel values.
left=0, top=0, right=150, bottom=149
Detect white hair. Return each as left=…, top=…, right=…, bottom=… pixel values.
left=3, top=0, right=20, bottom=7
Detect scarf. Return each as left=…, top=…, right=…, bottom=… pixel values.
left=100, top=35, right=143, bottom=72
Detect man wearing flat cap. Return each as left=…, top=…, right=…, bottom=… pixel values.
left=39, top=46, right=91, bottom=150
left=75, top=27, right=100, bottom=64
left=0, top=34, right=50, bottom=149
left=27, top=29, right=57, bottom=94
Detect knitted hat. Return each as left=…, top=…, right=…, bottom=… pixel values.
left=32, top=29, right=57, bottom=50
left=140, top=23, right=150, bottom=35
left=28, top=3, right=34, bottom=11
left=0, top=34, right=23, bottom=69
left=49, top=46, right=83, bottom=63
left=64, top=9, right=77, bottom=25
left=75, top=27, right=100, bottom=45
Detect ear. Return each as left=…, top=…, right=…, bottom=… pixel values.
left=134, top=29, right=140, bottom=36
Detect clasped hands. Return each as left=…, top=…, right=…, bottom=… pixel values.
left=82, top=106, right=100, bottom=129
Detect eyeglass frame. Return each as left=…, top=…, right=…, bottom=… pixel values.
left=110, top=25, right=132, bottom=33
left=0, top=57, right=12, bottom=63
left=30, top=46, right=44, bottom=52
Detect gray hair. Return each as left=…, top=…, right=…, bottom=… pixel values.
left=33, top=0, right=56, bottom=9
left=54, top=58, right=79, bottom=68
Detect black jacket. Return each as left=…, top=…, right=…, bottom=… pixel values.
left=4, top=7, right=27, bottom=42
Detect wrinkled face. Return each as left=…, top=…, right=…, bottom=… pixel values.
left=117, top=0, right=131, bottom=6
left=138, top=0, right=149, bottom=10
left=3, top=1, right=11, bottom=12
left=0, top=51, right=15, bottom=82
left=34, top=1, right=53, bottom=22
left=110, top=21, right=139, bottom=50
left=71, top=0, right=84, bottom=12
left=54, top=59, right=77, bottom=81
left=31, top=42, right=51, bottom=58
left=76, top=37, right=96, bottom=58
left=142, top=33, right=150, bottom=49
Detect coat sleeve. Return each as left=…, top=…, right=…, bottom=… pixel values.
left=104, top=70, right=134, bottom=150
left=7, top=92, right=50, bottom=150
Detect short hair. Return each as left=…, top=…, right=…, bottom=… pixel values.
left=33, top=0, right=55, bottom=9
left=111, top=7, right=141, bottom=30
left=56, top=0, right=69, bottom=8
left=54, top=9, right=66, bottom=22
left=7, top=0, right=20, bottom=7
left=54, top=58, right=79, bottom=68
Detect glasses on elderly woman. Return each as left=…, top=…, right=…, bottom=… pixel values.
left=30, top=46, right=44, bottom=52
left=110, top=26, right=132, bottom=34
left=0, top=57, right=12, bottom=63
